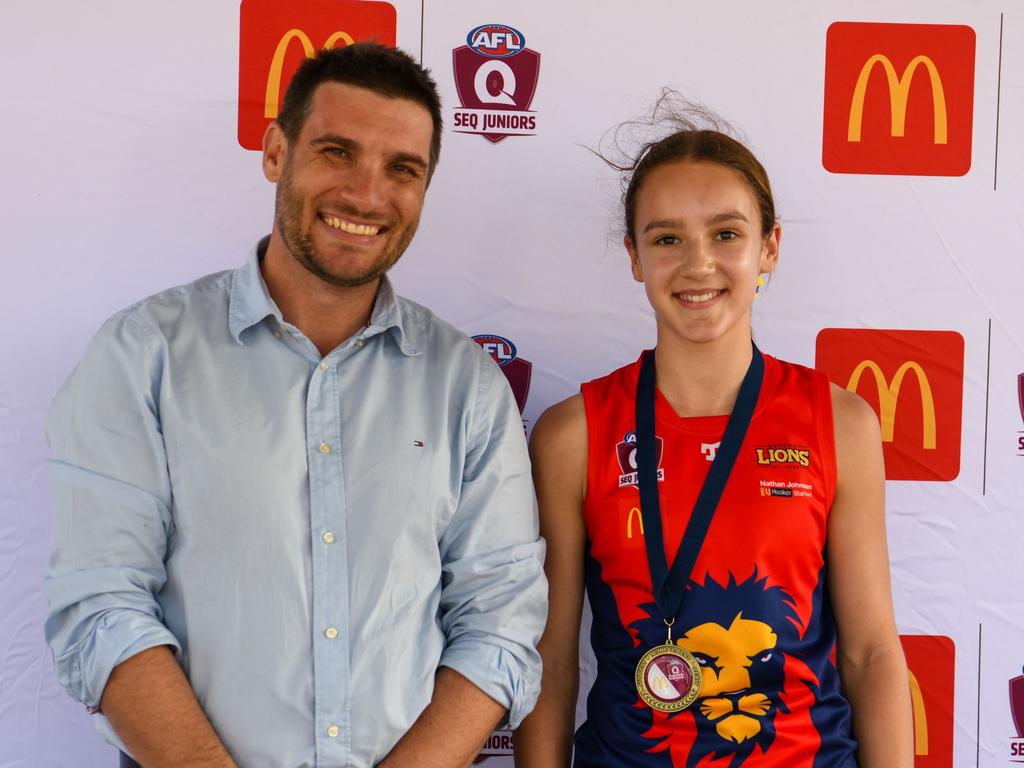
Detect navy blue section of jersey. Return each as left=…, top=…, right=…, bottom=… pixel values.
left=804, top=560, right=859, bottom=767
left=573, top=541, right=672, bottom=768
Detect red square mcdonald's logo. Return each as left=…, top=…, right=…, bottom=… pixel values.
left=822, top=22, right=975, bottom=176
left=237, top=0, right=397, bottom=150
left=900, top=635, right=955, bottom=767
left=815, top=329, right=964, bottom=481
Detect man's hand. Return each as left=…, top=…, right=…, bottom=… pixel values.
left=101, top=646, right=237, bottom=768
left=378, top=667, right=506, bottom=768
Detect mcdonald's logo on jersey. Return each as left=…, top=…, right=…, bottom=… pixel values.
left=618, top=504, right=647, bottom=550
left=815, top=329, right=964, bottom=481
left=822, top=22, right=975, bottom=176
left=899, top=635, right=955, bottom=766
left=237, top=0, right=397, bottom=150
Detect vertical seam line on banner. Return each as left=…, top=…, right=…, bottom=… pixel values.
left=419, top=0, right=425, bottom=64
left=976, top=623, right=982, bottom=767
left=983, top=318, right=992, bottom=495
left=994, top=12, right=1004, bottom=191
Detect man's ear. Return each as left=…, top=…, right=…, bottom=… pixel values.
left=263, top=121, right=288, bottom=183
left=625, top=235, right=643, bottom=283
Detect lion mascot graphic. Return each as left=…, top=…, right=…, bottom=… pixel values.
left=631, top=570, right=810, bottom=767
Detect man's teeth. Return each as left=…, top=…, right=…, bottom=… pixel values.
left=324, top=215, right=380, bottom=236
left=679, top=291, right=722, bottom=303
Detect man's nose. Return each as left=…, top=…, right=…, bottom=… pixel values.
left=340, top=162, right=387, bottom=211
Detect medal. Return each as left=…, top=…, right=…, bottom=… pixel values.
left=632, top=344, right=764, bottom=712
left=635, top=619, right=701, bottom=712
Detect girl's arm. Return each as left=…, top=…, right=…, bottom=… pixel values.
left=513, top=395, right=589, bottom=767
left=827, top=384, right=914, bottom=767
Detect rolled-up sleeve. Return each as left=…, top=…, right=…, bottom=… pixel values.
left=437, top=356, right=548, bottom=728
left=44, top=310, right=180, bottom=710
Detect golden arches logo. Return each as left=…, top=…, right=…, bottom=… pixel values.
left=626, top=507, right=645, bottom=539
left=264, top=29, right=356, bottom=118
left=650, top=676, right=671, bottom=693
left=846, top=360, right=936, bottom=449
left=847, top=54, right=948, bottom=144
left=908, top=668, right=928, bottom=756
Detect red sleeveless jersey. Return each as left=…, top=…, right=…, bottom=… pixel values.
left=574, top=352, right=857, bottom=767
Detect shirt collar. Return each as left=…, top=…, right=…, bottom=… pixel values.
left=366, top=276, right=421, bottom=357
left=228, top=237, right=420, bottom=356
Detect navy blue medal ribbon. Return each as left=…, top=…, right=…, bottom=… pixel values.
left=634, top=343, right=765, bottom=625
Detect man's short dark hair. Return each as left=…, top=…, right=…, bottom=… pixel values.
left=277, top=43, right=442, bottom=176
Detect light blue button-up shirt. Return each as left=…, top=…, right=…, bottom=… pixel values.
left=44, top=241, right=547, bottom=767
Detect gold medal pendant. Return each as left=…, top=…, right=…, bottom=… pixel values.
left=635, top=620, right=701, bottom=712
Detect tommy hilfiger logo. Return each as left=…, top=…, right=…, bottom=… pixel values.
left=701, top=442, right=721, bottom=462
left=755, top=444, right=811, bottom=468
left=615, top=432, right=665, bottom=488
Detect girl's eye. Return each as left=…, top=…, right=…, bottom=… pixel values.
left=716, top=230, right=738, bottom=241
left=654, top=235, right=679, bottom=246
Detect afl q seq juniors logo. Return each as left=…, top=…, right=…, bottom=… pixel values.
left=615, top=432, right=665, bottom=488
left=1016, top=373, right=1024, bottom=457
left=473, top=727, right=512, bottom=763
left=1012, top=666, right=1024, bottom=761
left=452, top=24, right=541, bottom=143
left=472, top=334, right=532, bottom=415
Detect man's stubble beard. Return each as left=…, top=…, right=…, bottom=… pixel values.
left=274, top=160, right=419, bottom=289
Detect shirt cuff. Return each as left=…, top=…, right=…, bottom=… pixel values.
left=51, top=610, right=181, bottom=711
left=439, top=638, right=541, bottom=729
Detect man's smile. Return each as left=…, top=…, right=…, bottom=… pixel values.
left=319, top=212, right=386, bottom=238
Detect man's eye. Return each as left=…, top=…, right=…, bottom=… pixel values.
left=325, top=147, right=348, bottom=158
left=392, top=164, right=417, bottom=177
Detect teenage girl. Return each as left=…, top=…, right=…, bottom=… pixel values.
left=514, top=124, right=913, bottom=767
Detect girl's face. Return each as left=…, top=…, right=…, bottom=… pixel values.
left=625, top=160, right=780, bottom=350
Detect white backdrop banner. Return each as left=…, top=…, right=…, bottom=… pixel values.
left=2, top=1, right=1022, bottom=766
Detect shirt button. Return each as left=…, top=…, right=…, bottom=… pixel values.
left=325, top=627, right=339, bottom=640
left=322, top=531, right=335, bottom=544
left=273, top=329, right=283, bottom=339
left=318, top=442, right=331, bottom=454
left=355, top=339, right=365, bottom=348
left=319, top=361, right=329, bottom=372
left=327, top=724, right=339, bottom=738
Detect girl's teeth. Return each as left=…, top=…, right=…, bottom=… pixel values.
left=680, top=291, right=720, bottom=303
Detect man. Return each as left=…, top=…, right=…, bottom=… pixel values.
left=44, top=44, right=546, bottom=767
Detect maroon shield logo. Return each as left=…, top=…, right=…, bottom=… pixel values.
left=1011, top=674, right=1024, bottom=737
left=615, top=437, right=664, bottom=476
left=452, top=46, right=540, bottom=143
left=500, top=357, right=532, bottom=415
left=472, top=335, right=532, bottom=415
left=1018, top=373, right=1024, bottom=424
